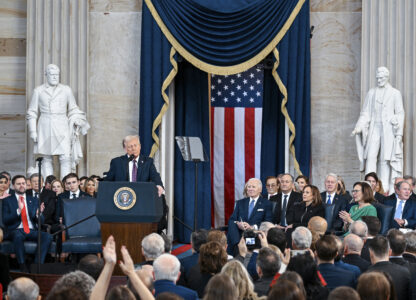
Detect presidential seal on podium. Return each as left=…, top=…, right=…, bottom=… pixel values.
left=113, top=187, right=136, bottom=210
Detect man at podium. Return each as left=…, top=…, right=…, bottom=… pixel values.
left=104, top=135, right=164, bottom=197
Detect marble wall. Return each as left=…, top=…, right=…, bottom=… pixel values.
left=88, top=0, right=142, bottom=177
left=310, top=0, right=362, bottom=191
left=0, top=0, right=27, bottom=176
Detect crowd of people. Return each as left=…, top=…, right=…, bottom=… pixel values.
left=1, top=168, right=416, bottom=299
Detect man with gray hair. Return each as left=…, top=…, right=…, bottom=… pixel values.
left=291, top=226, right=312, bottom=250
left=153, top=254, right=198, bottom=300
left=48, top=270, right=95, bottom=298
left=141, top=233, right=165, bottom=265
left=404, top=231, right=416, bottom=263
left=6, top=277, right=40, bottom=300
left=321, top=173, right=348, bottom=231
left=403, top=175, right=416, bottom=201
left=342, top=233, right=370, bottom=272
left=350, top=220, right=368, bottom=238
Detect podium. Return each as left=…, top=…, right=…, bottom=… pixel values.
left=96, top=181, right=163, bottom=274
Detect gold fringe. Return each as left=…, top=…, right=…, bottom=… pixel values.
left=144, top=0, right=305, bottom=75
left=149, top=47, right=178, bottom=157
left=271, top=48, right=302, bottom=175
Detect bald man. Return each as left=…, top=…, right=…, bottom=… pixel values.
left=227, top=178, right=273, bottom=255
left=308, top=216, right=328, bottom=236
left=343, top=234, right=370, bottom=272
left=6, top=277, right=40, bottom=300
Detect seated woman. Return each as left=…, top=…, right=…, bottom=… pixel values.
left=51, top=179, right=64, bottom=196
left=0, top=174, right=10, bottom=199
left=295, top=175, right=309, bottom=193
left=85, top=177, right=97, bottom=198
left=290, top=185, right=325, bottom=229
left=339, top=182, right=377, bottom=233
left=365, top=172, right=385, bottom=203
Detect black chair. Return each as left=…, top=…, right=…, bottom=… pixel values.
left=324, top=204, right=335, bottom=231
left=61, top=197, right=102, bottom=255
left=373, top=202, right=394, bottom=235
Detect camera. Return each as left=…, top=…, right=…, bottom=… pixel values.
left=243, top=230, right=261, bottom=251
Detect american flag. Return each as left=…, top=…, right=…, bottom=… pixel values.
left=210, top=66, right=263, bottom=227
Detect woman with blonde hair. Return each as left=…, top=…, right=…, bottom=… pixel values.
left=221, top=260, right=265, bottom=300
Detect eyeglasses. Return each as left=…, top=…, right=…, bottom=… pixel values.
left=266, top=184, right=277, bottom=187
left=352, top=190, right=361, bottom=194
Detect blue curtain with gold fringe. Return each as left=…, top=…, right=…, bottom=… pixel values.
left=139, top=0, right=310, bottom=242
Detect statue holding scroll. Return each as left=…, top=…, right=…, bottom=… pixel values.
left=352, top=67, right=404, bottom=193
left=27, top=64, right=90, bottom=178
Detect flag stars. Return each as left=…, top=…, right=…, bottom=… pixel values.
left=217, top=79, right=222, bottom=84
left=211, top=97, right=215, bottom=102
left=256, top=79, right=261, bottom=84
left=231, top=79, right=235, bottom=84
left=243, top=91, right=248, bottom=96
left=236, top=85, right=241, bottom=90
left=256, top=91, right=261, bottom=97
left=249, top=85, right=254, bottom=90
left=236, top=97, right=241, bottom=102
left=217, top=91, right=222, bottom=96
left=211, top=85, right=216, bottom=90
left=249, top=73, right=254, bottom=78
left=237, top=73, right=242, bottom=78
left=224, top=85, right=228, bottom=90
left=223, top=97, right=228, bottom=103
left=249, top=97, right=254, bottom=103
left=230, top=91, right=235, bottom=96
left=243, top=79, right=248, bottom=84
left=256, top=67, right=261, bottom=72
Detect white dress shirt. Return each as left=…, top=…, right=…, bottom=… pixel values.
left=15, top=194, right=34, bottom=229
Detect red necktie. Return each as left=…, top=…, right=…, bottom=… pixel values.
left=19, top=196, right=30, bottom=234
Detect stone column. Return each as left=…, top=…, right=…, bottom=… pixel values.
left=361, top=0, right=416, bottom=177
left=26, top=0, right=88, bottom=176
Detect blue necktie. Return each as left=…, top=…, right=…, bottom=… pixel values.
left=327, top=194, right=332, bottom=205
left=394, top=200, right=404, bottom=219
left=248, top=199, right=255, bottom=218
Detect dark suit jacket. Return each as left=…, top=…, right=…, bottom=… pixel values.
left=254, top=276, right=274, bottom=297
left=185, top=265, right=212, bottom=298
left=321, top=192, right=348, bottom=231
left=374, top=192, right=385, bottom=203
left=104, top=154, right=163, bottom=187
left=270, top=192, right=302, bottom=225
left=317, top=263, right=355, bottom=290
left=2, top=194, right=42, bottom=234
left=292, top=202, right=325, bottom=228
left=227, top=197, right=273, bottom=247
left=403, top=253, right=416, bottom=264
left=177, top=253, right=199, bottom=286
left=26, top=188, right=56, bottom=225
left=55, top=190, right=90, bottom=223
left=367, top=261, right=410, bottom=300
left=361, top=239, right=371, bottom=262
left=343, top=253, right=371, bottom=273
left=384, top=196, right=416, bottom=229
left=154, top=280, right=198, bottom=300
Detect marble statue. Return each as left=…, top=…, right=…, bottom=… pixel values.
left=27, top=64, right=90, bottom=178
left=352, top=66, right=404, bottom=193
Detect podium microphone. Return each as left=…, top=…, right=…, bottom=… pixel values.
left=36, top=157, right=44, bottom=162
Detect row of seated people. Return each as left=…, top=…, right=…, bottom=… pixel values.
left=3, top=222, right=415, bottom=300
left=0, top=172, right=100, bottom=272
left=227, top=173, right=416, bottom=255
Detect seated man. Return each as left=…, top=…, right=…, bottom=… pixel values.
left=2, top=175, right=52, bottom=271
left=104, top=135, right=164, bottom=197
left=384, top=180, right=416, bottom=229
left=226, top=178, right=273, bottom=255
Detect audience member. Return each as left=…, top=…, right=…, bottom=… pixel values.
left=156, top=292, right=184, bottom=300
left=307, top=216, right=327, bottom=236
left=367, top=235, right=410, bottom=300
left=127, top=267, right=155, bottom=299
left=153, top=254, right=198, bottom=300
left=6, top=277, right=40, bottom=300
left=105, top=286, right=136, bottom=300
left=328, top=286, right=359, bottom=300
left=387, top=229, right=416, bottom=275
left=365, top=172, right=385, bottom=202
left=339, top=182, right=377, bottom=233
left=79, top=176, right=88, bottom=192
left=202, top=274, right=237, bottom=300
left=292, top=226, right=312, bottom=250
left=0, top=174, right=10, bottom=199
left=227, top=178, right=273, bottom=255
left=295, top=175, right=309, bottom=192
left=278, top=271, right=306, bottom=299
left=49, top=270, right=95, bottom=298
left=267, top=227, right=287, bottom=253
left=77, top=254, right=104, bottom=281
left=141, top=233, right=165, bottom=265
left=315, top=235, right=355, bottom=290
left=291, top=185, right=325, bottom=230
left=253, top=247, right=281, bottom=296
left=221, top=260, right=261, bottom=300
left=333, top=236, right=360, bottom=279
left=207, top=230, right=230, bottom=258
left=179, top=229, right=208, bottom=280
left=84, top=177, right=97, bottom=197
left=359, top=216, right=380, bottom=261
left=45, top=286, right=87, bottom=300
left=268, top=279, right=305, bottom=300
left=320, top=173, right=348, bottom=231
left=384, top=180, right=416, bottom=229
left=0, top=171, right=13, bottom=195
left=286, top=254, right=329, bottom=300
left=337, top=176, right=353, bottom=209
left=51, top=179, right=64, bottom=196
left=403, top=174, right=416, bottom=201
left=186, top=241, right=227, bottom=297
left=271, top=174, right=302, bottom=229
left=342, top=233, right=370, bottom=272
left=259, top=221, right=275, bottom=234
left=2, top=175, right=52, bottom=271
left=357, top=272, right=391, bottom=300
left=44, top=175, right=56, bottom=190
left=403, top=231, right=416, bottom=263
left=265, top=176, right=279, bottom=200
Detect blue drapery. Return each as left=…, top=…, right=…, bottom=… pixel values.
left=140, top=0, right=310, bottom=242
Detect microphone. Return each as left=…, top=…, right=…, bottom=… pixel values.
left=36, top=157, right=44, bottom=162
left=128, top=155, right=135, bottom=161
